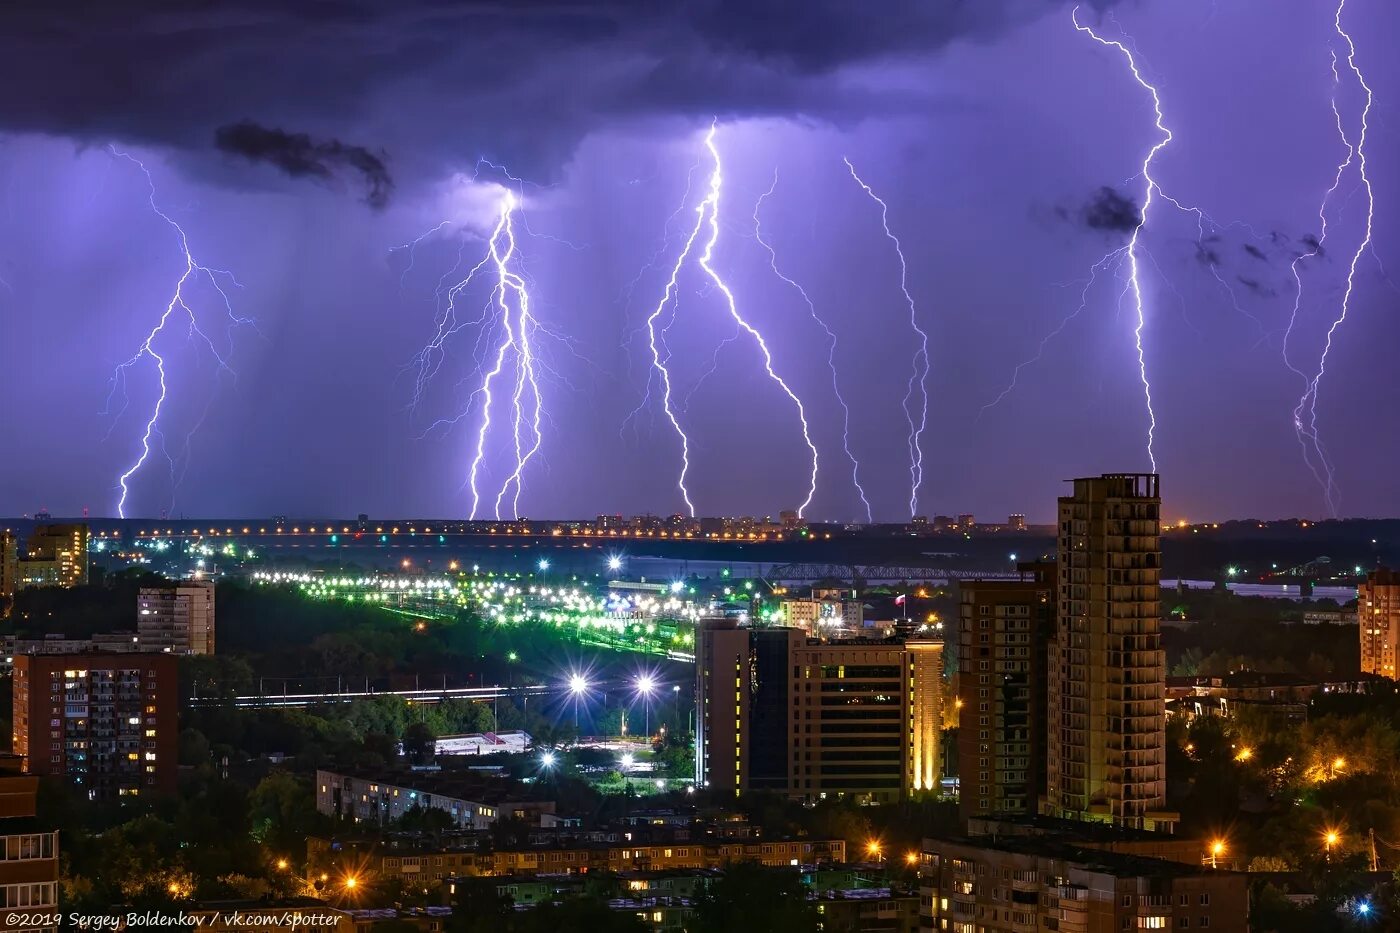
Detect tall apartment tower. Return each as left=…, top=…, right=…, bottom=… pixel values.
left=0, top=756, right=59, bottom=916
left=1360, top=568, right=1400, bottom=678
left=1045, top=473, right=1175, bottom=832
left=0, top=531, right=16, bottom=611
left=13, top=653, right=179, bottom=798
left=138, top=579, right=216, bottom=654
left=957, top=562, right=1056, bottom=824
left=695, top=620, right=943, bottom=803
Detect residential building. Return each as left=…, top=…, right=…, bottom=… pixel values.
left=780, top=598, right=862, bottom=634
left=12, top=652, right=178, bottom=798
left=1360, top=567, right=1400, bottom=678
left=956, top=563, right=1055, bottom=824
left=1008, top=514, right=1027, bottom=532
left=315, top=768, right=555, bottom=829
left=16, top=524, right=88, bottom=590
left=694, top=620, right=943, bottom=803
left=919, top=834, right=1247, bottom=933
left=138, top=579, right=216, bottom=655
left=0, top=532, right=16, bottom=613
left=310, top=833, right=847, bottom=886
left=0, top=756, right=59, bottom=918
left=1045, top=473, right=1175, bottom=832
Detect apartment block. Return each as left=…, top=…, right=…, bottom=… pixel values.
left=957, top=563, right=1055, bottom=824
left=0, top=757, right=59, bottom=920
left=1046, top=474, right=1175, bottom=832
left=12, top=653, right=178, bottom=798
left=1360, top=567, right=1400, bottom=678
left=919, top=835, right=1247, bottom=933
left=138, top=579, right=216, bottom=655
left=16, top=524, right=88, bottom=590
left=315, top=769, right=555, bottom=829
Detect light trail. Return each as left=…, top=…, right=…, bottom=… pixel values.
left=105, top=148, right=250, bottom=518
left=754, top=170, right=871, bottom=522
left=844, top=159, right=929, bottom=516
left=1286, top=0, right=1375, bottom=516
left=636, top=123, right=819, bottom=517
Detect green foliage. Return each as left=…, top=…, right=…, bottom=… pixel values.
left=692, top=862, right=820, bottom=933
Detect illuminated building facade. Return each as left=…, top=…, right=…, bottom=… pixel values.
left=138, top=579, right=216, bottom=655
left=1045, top=474, right=1174, bottom=832
left=1360, top=567, right=1400, bottom=678
left=0, top=758, right=59, bottom=916
left=695, top=620, right=943, bottom=803
left=957, top=563, right=1055, bottom=824
left=12, top=653, right=178, bottom=798
left=0, top=532, right=15, bottom=612
left=16, top=524, right=88, bottom=590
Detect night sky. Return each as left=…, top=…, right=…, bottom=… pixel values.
left=1, top=0, right=1397, bottom=523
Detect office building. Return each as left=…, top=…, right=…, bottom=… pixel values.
left=919, top=835, right=1247, bottom=933
left=138, top=579, right=216, bottom=655
left=779, top=597, right=862, bottom=634
left=1008, top=514, right=1026, bottom=531
left=1360, top=567, right=1400, bottom=678
left=1045, top=474, right=1174, bottom=832
left=695, top=621, right=944, bottom=803
left=16, top=524, right=88, bottom=590
left=13, top=653, right=178, bottom=798
left=957, top=563, right=1055, bottom=824
left=0, top=756, right=59, bottom=915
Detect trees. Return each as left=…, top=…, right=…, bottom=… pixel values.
left=692, top=862, right=820, bottom=933
left=402, top=721, right=436, bottom=765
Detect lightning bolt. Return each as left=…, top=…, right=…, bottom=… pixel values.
left=1285, top=0, right=1374, bottom=517
left=634, top=122, right=819, bottom=518
left=105, top=147, right=250, bottom=518
left=754, top=170, right=871, bottom=523
left=1072, top=6, right=1174, bottom=474
left=843, top=160, right=930, bottom=517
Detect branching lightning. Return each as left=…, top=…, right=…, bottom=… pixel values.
left=1285, top=0, right=1375, bottom=516
left=844, top=160, right=930, bottom=517
left=105, top=147, right=251, bottom=518
left=754, top=170, right=871, bottom=522
left=1071, top=6, right=1174, bottom=474
left=634, top=122, right=819, bottom=518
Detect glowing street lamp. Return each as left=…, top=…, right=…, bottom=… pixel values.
left=540, top=750, right=558, bottom=769
left=568, top=673, right=589, bottom=726
left=538, top=558, right=550, bottom=572
left=607, top=555, right=623, bottom=573
left=635, top=674, right=658, bottom=736
left=1209, top=840, right=1225, bottom=869
left=1325, top=829, right=1341, bottom=863
left=621, top=753, right=635, bottom=771
left=866, top=841, right=883, bottom=863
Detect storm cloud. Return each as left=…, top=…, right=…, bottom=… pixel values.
left=0, top=0, right=1120, bottom=189
left=214, top=122, right=392, bottom=207
left=1081, top=186, right=1141, bottom=233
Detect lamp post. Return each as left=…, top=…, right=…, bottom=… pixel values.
left=635, top=674, right=657, bottom=738
left=569, top=673, right=589, bottom=727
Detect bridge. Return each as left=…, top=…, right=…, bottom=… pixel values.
left=195, top=679, right=666, bottom=710
left=765, top=562, right=1024, bottom=584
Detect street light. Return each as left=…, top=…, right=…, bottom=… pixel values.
left=621, top=753, right=635, bottom=771
left=607, top=555, right=623, bottom=572
left=568, top=673, right=589, bottom=726
left=636, top=674, right=658, bottom=737
left=538, top=558, right=550, bottom=572
left=1234, top=746, right=1253, bottom=762
left=1325, top=829, right=1341, bottom=863
left=540, top=750, right=558, bottom=769
left=1331, top=757, right=1346, bottom=779
left=1209, top=840, right=1225, bottom=869
left=866, top=841, right=882, bottom=863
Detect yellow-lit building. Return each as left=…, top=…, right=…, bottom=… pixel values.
left=17, top=524, right=88, bottom=590
left=1360, top=568, right=1400, bottom=678
left=695, top=620, right=943, bottom=803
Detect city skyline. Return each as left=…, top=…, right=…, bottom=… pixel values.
left=2, top=0, right=1398, bottom=524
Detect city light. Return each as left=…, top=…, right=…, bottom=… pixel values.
left=540, top=751, right=557, bottom=768
left=1209, top=839, right=1225, bottom=869
left=621, top=753, right=635, bottom=770
left=569, top=673, right=589, bottom=695
left=276, top=858, right=289, bottom=870
left=636, top=675, right=656, bottom=695
left=344, top=875, right=358, bottom=890
left=905, top=852, right=919, bottom=865
left=607, top=555, right=622, bottom=572
left=1234, top=746, right=1253, bottom=762
left=538, top=558, right=550, bottom=571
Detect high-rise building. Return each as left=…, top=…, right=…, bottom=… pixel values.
left=1360, top=568, right=1400, bottom=678
left=695, top=620, right=943, bottom=803
left=0, top=532, right=16, bottom=612
left=0, top=756, right=59, bottom=917
left=1045, top=473, right=1174, bottom=832
left=13, top=652, right=178, bottom=799
left=1008, top=513, right=1027, bottom=531
left=138, top=579, right=216, bottom=655
left=16, top=524, right=88, bottom=590
left=957, top=562, right=1055, bottom=824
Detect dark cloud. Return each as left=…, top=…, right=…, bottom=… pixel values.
left=1081, top=186, right=1140, bottom=233
left=214, top=121, right=392, bottom=207
left=1300, top=233, right=1325, bottom=257
left=1194, top=240, right=1221, bottom=268
left=1243, top=243, right=1267, bottom=262
left=1236, top=275, right=1276, bottom=298
left=0, top=0, right=1116, bottom=187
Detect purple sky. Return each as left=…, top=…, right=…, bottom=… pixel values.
left=0, top=0, right=1397, bottom=523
